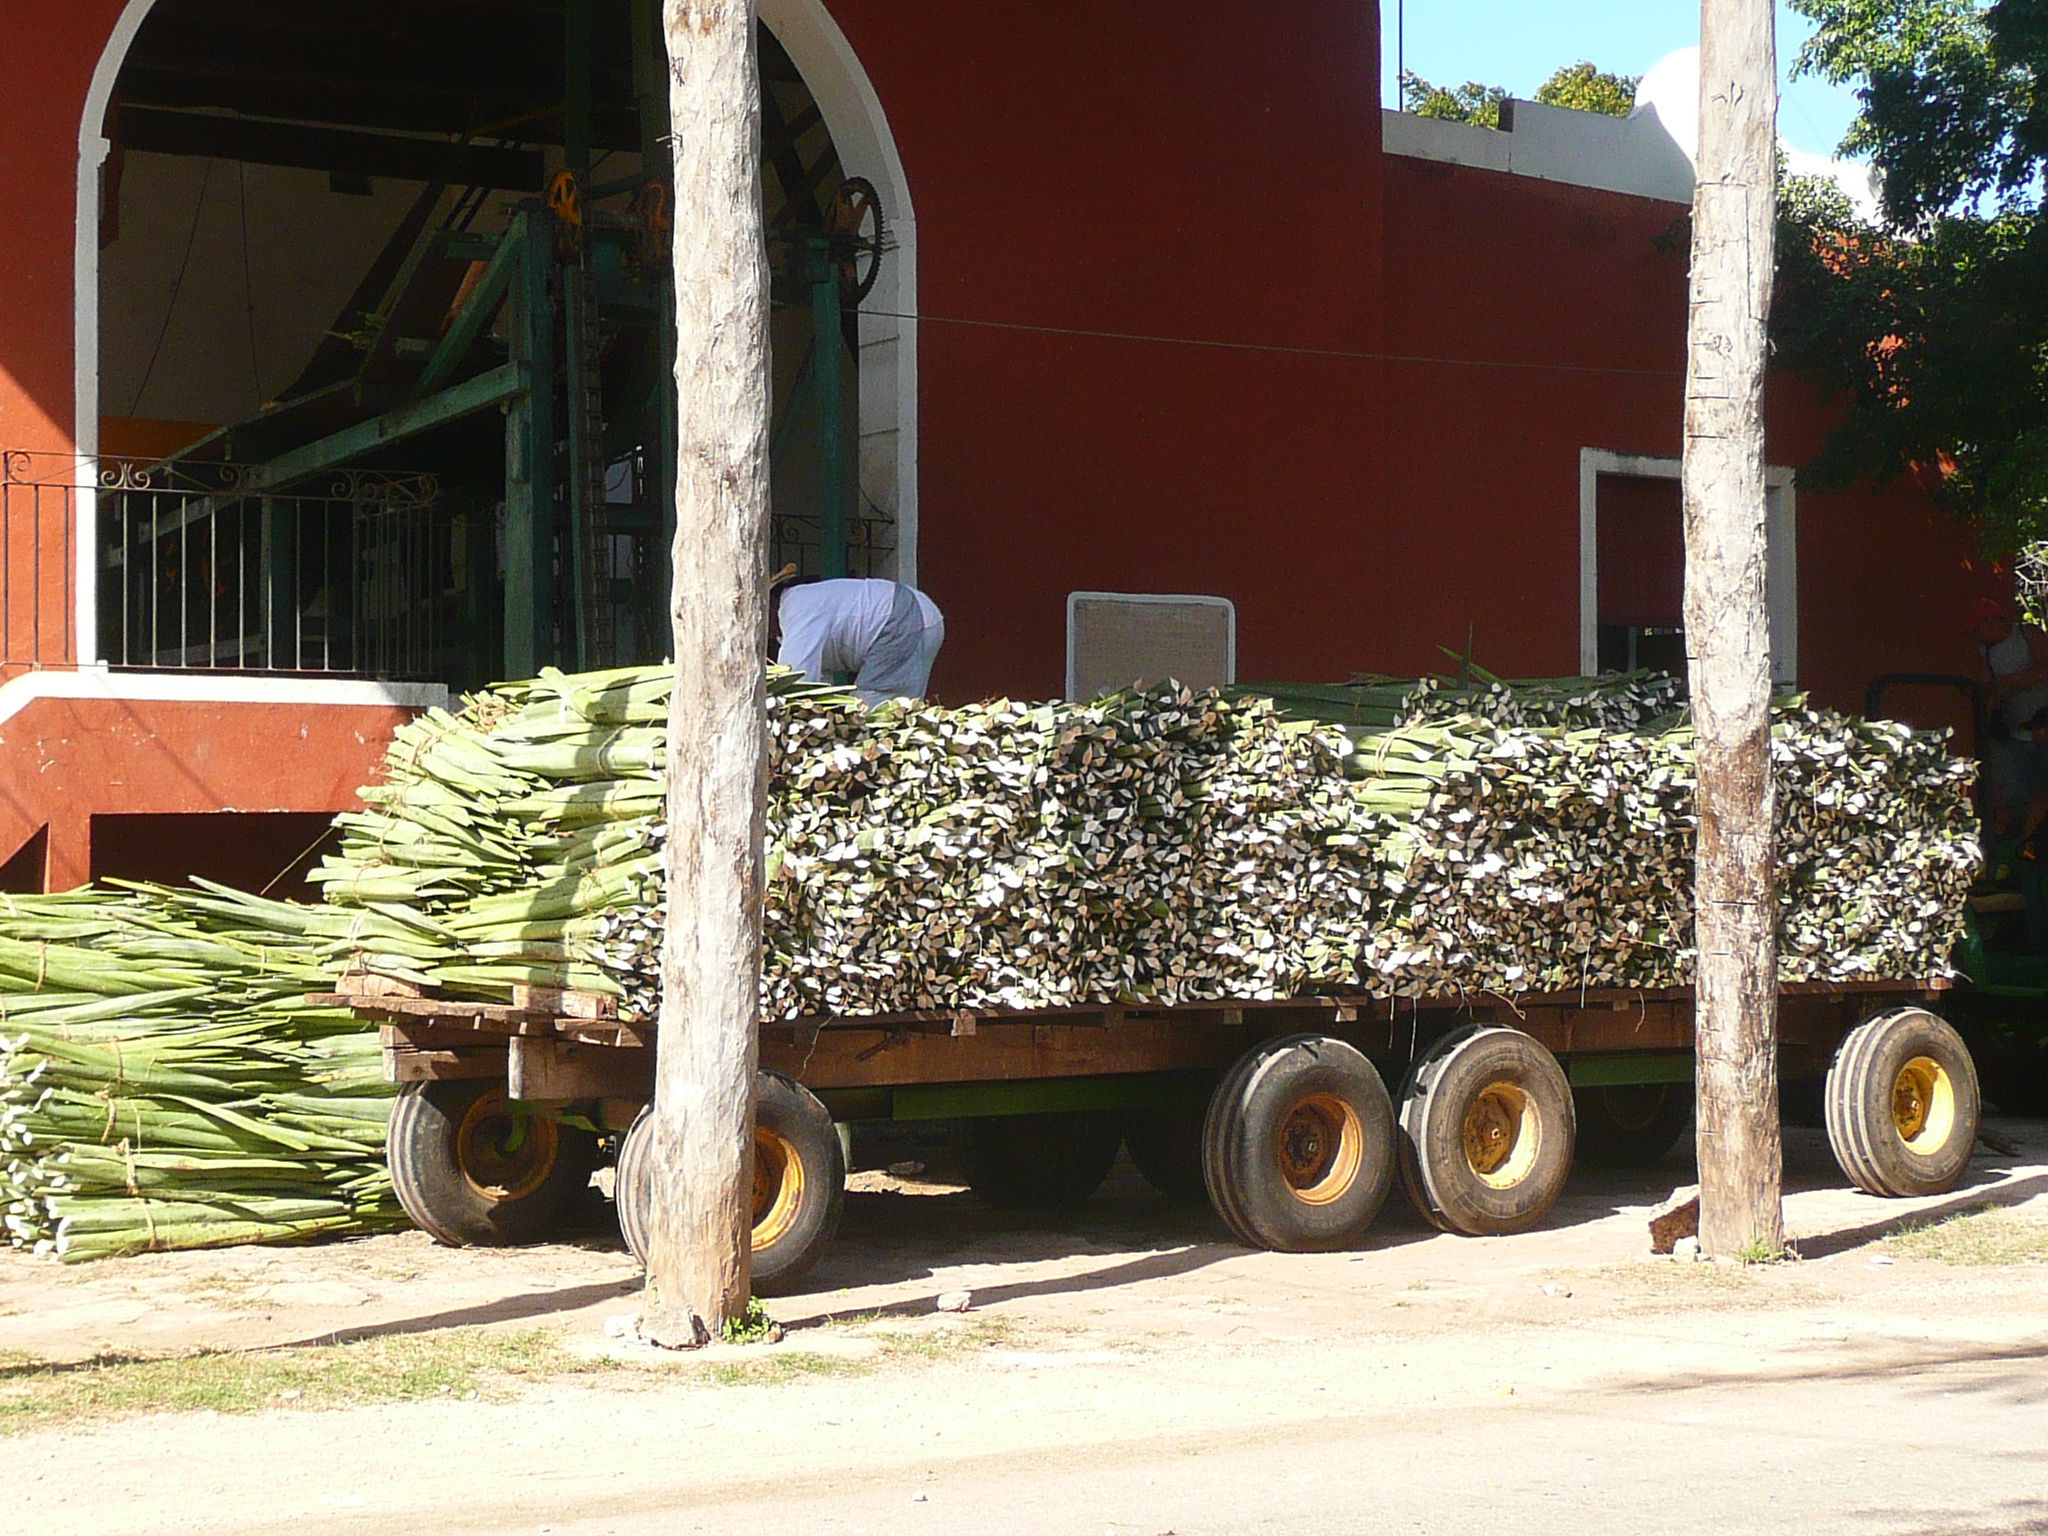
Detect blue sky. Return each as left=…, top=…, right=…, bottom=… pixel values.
left=1380, top=1, right=1865, bottom=159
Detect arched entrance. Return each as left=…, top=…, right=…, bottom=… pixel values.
left=73, top=0, right=917, bottom=680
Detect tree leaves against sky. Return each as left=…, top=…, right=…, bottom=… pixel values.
left=1398, top=63, right=1638, bottom=129
left=1777, top=0, right=2048, bottom=551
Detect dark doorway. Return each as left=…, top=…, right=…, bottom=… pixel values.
left=88, top=811, right=341, bottom=898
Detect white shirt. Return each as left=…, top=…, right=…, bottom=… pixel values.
left=778, top=579, right=914, bottom=680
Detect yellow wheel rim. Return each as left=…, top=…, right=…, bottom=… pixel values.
left=752, top=1127, right=806, bottom=1250
left=455, top=1092, right=560, bottom=1203
left=1275, top=1092, right=1365, bottom=1206
left=1891, top=1056, right=1956, bottom=1155
left=1462, top=1081, right=1541, bottom=1190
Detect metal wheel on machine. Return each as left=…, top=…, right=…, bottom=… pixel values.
left=1201, top=1034, right=1396, bottom=1252
left=388, top=1078, right=598, bottom=1247
left=1573, top=1081, right=1694, bottom=1168
left=1824, top=1007, right=1981, bottom=1197
left=1398, top=1026, right=1575, bottom=1236
left=615, top=1071, right=847, bottom=1295
left=962, top=1111, right=1125, bottom=1210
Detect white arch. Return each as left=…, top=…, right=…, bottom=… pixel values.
left=757, top=0, right=918, bottom=585
left=72, top=0, right=921, bottom=660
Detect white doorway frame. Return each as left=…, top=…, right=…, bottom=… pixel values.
left=1578, top=447, right=1797, bottom=684
left=73, top=0, right=921, bottom=663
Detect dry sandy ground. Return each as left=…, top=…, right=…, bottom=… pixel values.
left=4, top=1119, right=2047, bottom=1536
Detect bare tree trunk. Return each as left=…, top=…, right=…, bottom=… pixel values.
left=1685, top=0, right=1784, bottom=1259
left=641, top=0, right=770, bottom=1346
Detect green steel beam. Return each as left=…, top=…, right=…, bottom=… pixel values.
left=232, top=362, right=528, bottom=497
left=631, top=0, right=676, bottom=644
left=565, top=0, right=595, bottom=184
left=412, top=234, right=519, bottom=399
left=117, top=105, right=542, bottom=190
left=503, top=213, right=557, bottom=676
left=1566, top=1051, right=1695, bottom=1088
left=770, top=339, right=819, bottom=467
left=563, top=263, right=597, bottom=670
left=809, top=239, right=849, bottom=580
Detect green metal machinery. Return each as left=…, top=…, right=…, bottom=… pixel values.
left=125, top=4, right=886, bottom=689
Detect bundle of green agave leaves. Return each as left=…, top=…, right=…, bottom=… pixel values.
left=0, top=890, right=399, bottom=1261
left=310, top=663, right=1978, bottom=1020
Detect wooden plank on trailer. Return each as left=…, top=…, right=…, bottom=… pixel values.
left=762, top=1017, right=1245, bottom=1090
left=335, top=971, right=428, bottom=1000
left=511, top=984, right=619, bottom=1020
left=386, top=1047, right=506, bottom=1083
left=508, top=1038, right=654, bottom=1100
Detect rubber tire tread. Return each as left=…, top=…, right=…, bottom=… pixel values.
left=963, top=1111, right=1124, bottom=1211
left=1572, top=1082, right=1695, bottom=1168
left=614, top=1104, right=655, bottom=1265
left=388, top=1079, right=596, bottom=1248
left=1824, top=1008, right=1981, bottom=1198
left=1200, top=1047, right=1268, bottom=1242
left=1398, top=1026, right=1575, bottom=1237
left=750, top=1072, right=847, bottom=1294
left=1201, top=1034, right=1395, bottom=1253
left=613, top=1073, right=847, bottom=1295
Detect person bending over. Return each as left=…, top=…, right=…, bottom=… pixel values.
left=776, top=576, right=944, bottom=705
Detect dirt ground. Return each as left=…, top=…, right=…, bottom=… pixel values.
left=6, top=1118, right=2048, bottom=1536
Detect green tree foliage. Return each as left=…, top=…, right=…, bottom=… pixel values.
left=1400, top=69, right=1507, bottom=128
left=1400, top=62, right=1639, bottom=131
left=1776, top=1, right=2048, bottom=549
left=1790, top=0, right=2042, bottom=222
left=1535, top=62, right=1642, bottom=117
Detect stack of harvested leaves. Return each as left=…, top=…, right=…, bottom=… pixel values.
left=0, top=890, right=399, bottom=1261
left=313, top=663, right=1977, bottom=1020
left=313, top=670, right=1390, bottom=1016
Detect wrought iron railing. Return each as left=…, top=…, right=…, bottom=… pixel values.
left=0, top=454, right=76, bottom=671
left=1, top=452, right=451, bottom=678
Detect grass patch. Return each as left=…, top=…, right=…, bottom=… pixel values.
left=720, top=1297, right=781, bottom=1345
left=697, top=1316, right=1018, bottom=1386
left=0, top=1327, right=574, bottom=1435
left=872, top=1315, right=1018, bottom=1361
left=1610, top=1260, right=1754, bottom=1294
left=701, top=1350, right=873, bottom=1387
left=0, top=1312, right=1034, bottom=1427
left=1736, top=1238, right=1795, bottom=1266
left=1883, top=1206, right=2048, bottom=1265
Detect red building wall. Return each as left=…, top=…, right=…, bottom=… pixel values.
left=831, top=0, right=1388, bottom=700
left=1376, top=152, right=1997, bottom=720
left=0, top=0, right=2001, bottom=790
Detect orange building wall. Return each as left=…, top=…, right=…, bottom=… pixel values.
left=0, top=0, right=125, bottom=455
left=0, top=0, right=131, bottom=676
left=0, top=691, right=416, bottom=889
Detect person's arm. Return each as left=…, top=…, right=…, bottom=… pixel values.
left=775, top=591, right=830, bottom=682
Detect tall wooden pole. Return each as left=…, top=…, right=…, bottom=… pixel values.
left=1685, top=0, right=1784, bottom=1258
left=641, top=0, right=770, bottom=1346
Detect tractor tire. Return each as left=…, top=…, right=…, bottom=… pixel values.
left=1123, top=1097, right=1212, bottom=1204
left=615, top=1072, right=846, bottom=1294
left=1824, top=1008, right=1981, bottom=1197
left=1573, top=1081, right=1694, bottom=1168
left=389, top=1079, right=597, bottom=1247
left=1201, top=1034, right=1396, bottom=1252
left=1398, top=1026, right=1575, bottom=1236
